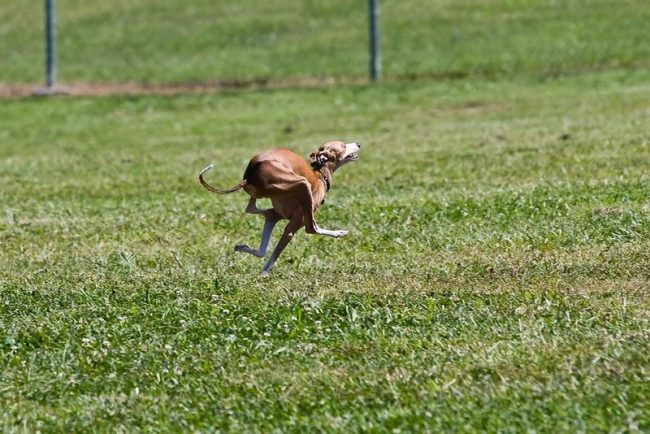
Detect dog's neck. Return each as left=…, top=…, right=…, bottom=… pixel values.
left=317, top=167, right=331, bottom=192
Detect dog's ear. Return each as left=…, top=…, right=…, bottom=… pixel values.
left=309, top=151, right=319, bottom=169
left=310, top=150, right=334, bottom=169
left=319, top=150, right=335, bottom=165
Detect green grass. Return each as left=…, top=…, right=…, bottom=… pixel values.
left=2, top=0, right=650, bottom=83
left=2, top=0, right=650, bottom=431
left=1, top=69, right=650, bottom=431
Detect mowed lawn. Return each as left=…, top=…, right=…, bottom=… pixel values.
left=1, top=69, right=649, bottom=431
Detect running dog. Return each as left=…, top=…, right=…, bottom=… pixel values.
left=199, top=140, right=361, bottom=275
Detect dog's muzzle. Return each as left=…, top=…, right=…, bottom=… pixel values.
left=344, top=142, right=361, bottom=161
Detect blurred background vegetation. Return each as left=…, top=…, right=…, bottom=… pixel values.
left=2, top=0, right=649, bottom=84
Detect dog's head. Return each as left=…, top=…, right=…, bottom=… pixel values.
left=309, top=141, right=361, bottom=172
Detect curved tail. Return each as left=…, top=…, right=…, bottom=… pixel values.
left=199, top=164, right=247, bottom=194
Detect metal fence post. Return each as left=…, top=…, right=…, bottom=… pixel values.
left=35, top=0, right=58, bottom=95
left=369, top=0, right=380, bottom=81
left=45, top=0, right=56, bottom=87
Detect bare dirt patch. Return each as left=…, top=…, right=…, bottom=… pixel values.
left=0, top=77, right=367, bottom=99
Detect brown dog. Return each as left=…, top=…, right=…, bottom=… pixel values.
left=199, top=140, right=361, bottom=275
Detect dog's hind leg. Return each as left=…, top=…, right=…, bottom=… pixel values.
left=235, top=218, right=277, bottom=257
left=261, top=213, right=304, bottom=275
left=236, top=201, right=282, bottom=257
left=245, top=197, right=271, bottom=215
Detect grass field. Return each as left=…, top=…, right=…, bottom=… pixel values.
left=2, top=0, right=650, bottom=83
left=2, top=71, right=649, bottom=432
left=2, top=0, right=650, bottom=432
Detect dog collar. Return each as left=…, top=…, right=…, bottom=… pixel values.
left=319, top=173, right=330, bottom=205
left=322, top=174, right=331, bottom=192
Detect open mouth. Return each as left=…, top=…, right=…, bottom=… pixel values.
left=345, top=153, right=359, bottom=161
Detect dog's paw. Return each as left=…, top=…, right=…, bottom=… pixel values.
left=332, top=230, right=348, bottom=238
left=235, top=244, right=266, bottom=258
left=234, top=244, right=252, bottom=253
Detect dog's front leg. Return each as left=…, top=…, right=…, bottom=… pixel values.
left=306, top=224, right=348, bottom=238
left=291, top=180, right=348, bottom=238
left=261, top=213, right=304, bottom=276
